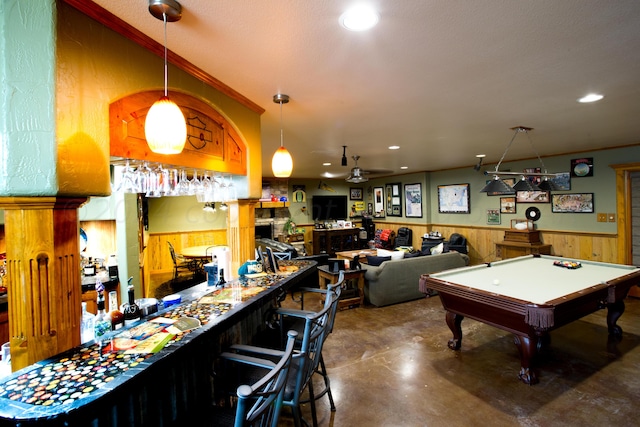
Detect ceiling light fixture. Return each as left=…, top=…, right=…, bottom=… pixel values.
left=339, top=5, right=379, bottom=31
left=480, top=126, right=558, bottom=193
left=271, top=93, right=293, bottom=178
left=145, top=0, right=187, bottom=155
left=341, top=145, right=348, bottom=166
left=203, top=202, right=216, bottom=213
left=578, top=93, right=604, bottom=103
left=473, top=154, right=485, bottom=171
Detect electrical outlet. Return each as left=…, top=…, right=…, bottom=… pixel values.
left=597, top=213, right=607, bottom=222
left=608, top=213, right=616, bottom=222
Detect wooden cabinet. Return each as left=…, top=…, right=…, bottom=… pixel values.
left=495, top=228, right=551, bottom=260
left=312, top=228, right=360, bottom=256
left=495, top=241, right=552, bottom=259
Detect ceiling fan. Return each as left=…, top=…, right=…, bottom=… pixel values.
left=346, top=155, right=369, bottom=183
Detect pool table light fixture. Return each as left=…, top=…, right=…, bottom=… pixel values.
left=480, top=126, right=558, bottom=193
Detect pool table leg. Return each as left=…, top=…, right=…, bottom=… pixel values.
left=513, top=334, right=539, bottom=385
left=445, top=311, right=463, bottom=350
left=606, top=300, right=625, bottom=336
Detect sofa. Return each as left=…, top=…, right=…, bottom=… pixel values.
left=363, top=251, right=470, bottom=307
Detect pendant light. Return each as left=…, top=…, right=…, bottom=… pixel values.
left=271, top=94, right=293, bottom=178
left=145, top=0, right=187, bottom=155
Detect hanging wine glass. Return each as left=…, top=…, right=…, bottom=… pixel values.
left=178, top=169, right=190, bottom=196
left=226, top=174, right=237, bottom=201
left=201, top=172, right=212, bottom=202
left=189, top=169, right=202, bottom=197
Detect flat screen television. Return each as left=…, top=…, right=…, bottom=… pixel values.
left=312, top=195, right=348, bottom=221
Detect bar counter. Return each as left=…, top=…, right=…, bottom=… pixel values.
left=0, top=260, right=316, bottom=426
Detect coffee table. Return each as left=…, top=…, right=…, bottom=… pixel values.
left=334, top=249, right=377, bottom=264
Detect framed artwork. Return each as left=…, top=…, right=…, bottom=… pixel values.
left=551, top=193, right=594, bottom=213
left=500, top=197, right=516, bottom=214
left=437, top=183, right=470, bottom=214
left=571, top=158, right=593, bottom=177
left=349, top=187, right=363, bottom=200
left=367, top=203, right=373, bottom=215
left=386, top=183, right=402, bottom=216
left=404, top=183, right=423, bottom=218
left=486, top=178, right=515, bottom=196
left=373, top=187, right=385, bottom=216
left=523, top=167, right=542, bottom=186
left=551, top=172, right=571, bottom=191
left=516, top=190, right=550, bottom=203
left=487, top=209, right=501, bottom=225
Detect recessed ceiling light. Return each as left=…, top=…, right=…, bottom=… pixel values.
left=323, top=162, right=332, bottom=166
left=400, top=166, right=408, bottom=170
left=388, top=145, right=400, bottom=150
left=476, top=154, right=486, bottom=158
left=339, top=5, right=379, bottom=31
left=578, top=93, right=604, bottom=103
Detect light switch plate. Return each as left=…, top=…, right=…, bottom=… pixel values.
left=608, top=213, right=616, bottom=222
left=597, top=213, right=607, bottom=222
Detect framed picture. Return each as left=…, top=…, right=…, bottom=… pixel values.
left=551, top=172, right=571, bottom=191
left=571, top=158, right=593, bottom=177
left=516, top=190, right=550, bottom=203
left=404, top=183, right=423, bottom=217
left=487, top=209, right=501, bottom=225
left=486, top=178, right=515, bottom=196
left=373, top=187, right=385, bottom=216
left=552, top=193, right=594, bottom=213
left=500, top=196, right=516, bottom=214
left=437, top=183, right=470, bottom=214
left=349, top=187, right=363, bottom=200
left=387, top=183, right=402, bottom=216
left=523, top=167, right=542, bottom=186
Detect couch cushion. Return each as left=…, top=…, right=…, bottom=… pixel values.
left=404, top=251, right=422, bottom=258
left=377, top=248, right=405, bottom=261
left=366, top=255, right=391, bottom=266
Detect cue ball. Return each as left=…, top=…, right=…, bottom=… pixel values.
left=493, top=279, right=500, bottom=285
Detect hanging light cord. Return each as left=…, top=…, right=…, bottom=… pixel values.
left=525, top=130, right=549, bottom=174
left=493, top=128, right=520, bottom=173
left=279, top=99, right=284, bottom=148
left=162, top=12, right=169, bottom=97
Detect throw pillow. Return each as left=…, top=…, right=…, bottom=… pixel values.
left=366, top=255, right=391, bottom=266
left=404, top=251, right=422, bottom=258
left=377, top=248, right=405, bottom=261
left=430, top=242, right=444, bottom=255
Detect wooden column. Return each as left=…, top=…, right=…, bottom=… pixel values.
left=227, top=199, right=259, bottom=276
left=0, top=197, right=87, bottom=371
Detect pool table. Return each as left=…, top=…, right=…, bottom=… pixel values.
left=421, top=255, right=640, bottom=385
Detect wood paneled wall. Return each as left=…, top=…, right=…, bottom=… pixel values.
left=146, top=229, right=227, bottom=273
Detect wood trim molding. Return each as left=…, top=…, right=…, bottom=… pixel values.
left=611, top=162, right=640, bottom=264
left=62, top=0, right=265, bottom=115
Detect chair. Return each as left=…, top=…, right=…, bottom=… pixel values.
left=167, top=241, right=196, bottom=279
left=222, top=286, right=341, bottom=427
left=272, top=252, right=292, bottom=261
left=211, top=330, right=298, bottom=427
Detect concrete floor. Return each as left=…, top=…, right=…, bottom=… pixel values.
left=278, top=293, right=640, bottom=427
left=149, top=272, right=640, bottom=426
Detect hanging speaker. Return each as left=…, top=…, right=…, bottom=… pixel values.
left=525, top=206, right=541, bottom=222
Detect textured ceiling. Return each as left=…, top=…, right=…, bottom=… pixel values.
left=92, top=0, right=640, bottom=179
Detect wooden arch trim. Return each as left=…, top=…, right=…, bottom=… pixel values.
left=109, top=90, right=247, bottom=175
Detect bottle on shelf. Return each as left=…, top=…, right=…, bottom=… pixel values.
left=122, top=277, right=141, bottom=327
left=218, top=268, right=226, bottom=286
left=108, top=290, right=124, bottom=331
left=207, top=255, right=219, bottom=287
left=80, top=302, right=95, bottom=344
left=94, top=292, right=111, bottom=351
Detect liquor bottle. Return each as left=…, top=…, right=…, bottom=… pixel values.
left=80, top=302, right=95, bottom=344
left=122, top=279, right=141, bottom=327
left=218, top=268, right=226, bottom=286
left=94, top=292, right=111, bottom=350
left=108, top=290, right=124, bottom=330
left=207, top=255, right=219, bottom=286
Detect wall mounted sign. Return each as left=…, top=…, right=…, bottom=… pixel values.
left=571, top=158, right=593, bottom=177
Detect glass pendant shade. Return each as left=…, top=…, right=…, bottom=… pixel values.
left=145, top=96, right=187, bottom=154
left=272, top=146, right=293, bottom=178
